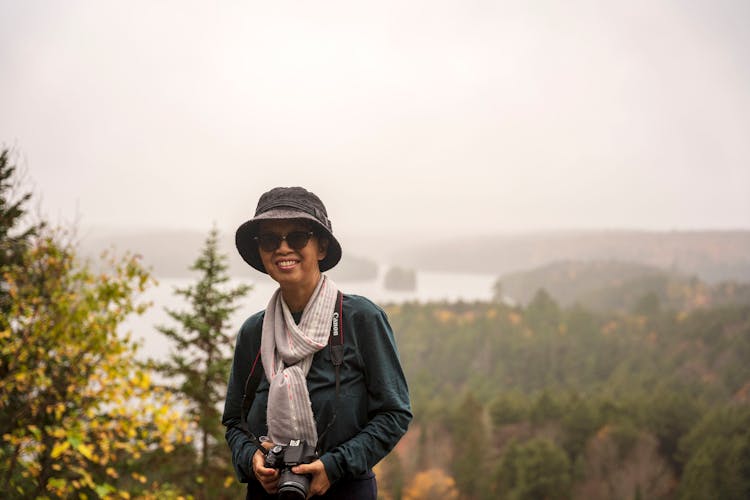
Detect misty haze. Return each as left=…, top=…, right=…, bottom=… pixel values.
left=2, top=1, right=750, bottom=499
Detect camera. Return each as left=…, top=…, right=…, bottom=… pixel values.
left=264, top=439, right=318, bottom=500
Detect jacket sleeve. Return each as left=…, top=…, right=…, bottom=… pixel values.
left=222, top=314, right=262, bottom=483
left=320, top=300, right=412, bottom=483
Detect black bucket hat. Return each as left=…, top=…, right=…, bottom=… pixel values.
left=235, top=186, right=343, bottom=274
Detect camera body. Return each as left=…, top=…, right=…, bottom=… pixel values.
left=264, top=439, right=318, bottom=500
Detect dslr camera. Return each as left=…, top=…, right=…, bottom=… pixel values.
left=264, top=439, right=318, bottom=500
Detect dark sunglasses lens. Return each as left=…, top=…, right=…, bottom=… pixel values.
left=257, top=234, right=281, bottom=252
left=286, top=231, right=312, bottom=249
left=256, top=231, right=312, bottom=251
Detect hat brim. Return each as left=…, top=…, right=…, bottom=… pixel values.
left=235, top=208, right=342, bottom=274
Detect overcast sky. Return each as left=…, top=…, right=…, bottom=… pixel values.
left=2, top=0, right=749, bottom=246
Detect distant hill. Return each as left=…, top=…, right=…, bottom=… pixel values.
left=80, top=229, right=750, bottom=285
left=497, top=260, right=675, bottom=308
left=79, top=229, right=379, bottom=281
left=393, top=230, right=750, bottom=283
left=496, top=260, right=750, bottom=312
left=80, top=230, right=219, bottom=278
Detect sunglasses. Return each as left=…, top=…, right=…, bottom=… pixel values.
left=254, top=231, right=314, bottom=252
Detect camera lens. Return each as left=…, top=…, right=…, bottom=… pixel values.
left=278, top=470, right=310, bottom=500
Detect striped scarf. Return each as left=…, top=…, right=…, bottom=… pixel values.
left=260, top=275, right=338, bottom=446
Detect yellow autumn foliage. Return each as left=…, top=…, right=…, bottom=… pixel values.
left=0, top=236, right=192, bottom=498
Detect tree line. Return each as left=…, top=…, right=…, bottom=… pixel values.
left=377, top=288, right=750, bottom=499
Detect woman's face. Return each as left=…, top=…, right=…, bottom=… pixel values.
left=257, top=219, right=328, bottom=289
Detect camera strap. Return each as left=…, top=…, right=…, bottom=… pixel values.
left=317, top=290, right=344, bottom=453
left=240, top=291, right=345, bottom=451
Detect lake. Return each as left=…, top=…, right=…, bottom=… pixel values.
left=121, top=269, right=498, bottom=361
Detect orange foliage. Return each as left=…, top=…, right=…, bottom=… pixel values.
left=733, top=381, right=750, bottom=403
left=402, top=469, right=459, bottom=500
left=601, top=320, right=618, bottom=335
left=435, top=309, right=456, bottom=324
left=507, top=312, right=522, bottom=325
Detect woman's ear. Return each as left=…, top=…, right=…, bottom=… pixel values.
left=317, top=236, right=329, bottom=261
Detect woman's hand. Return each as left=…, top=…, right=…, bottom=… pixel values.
left=252, top=447, right=280, bottom=494
left=292, top=459, right=330, bottom=498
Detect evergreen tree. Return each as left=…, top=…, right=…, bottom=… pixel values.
left=492, top=279, right=504, bottom=303
left=494, top=438, right=571, bottom=500
left=560, top=393, right=601, bottom=460
left=490, top=391, right=530, bottom=426
left=678, top=406, right=750, bottom=500
left=156, top=226, right=251, bottom=499
left=378, top=451, right=405, bottom=500
left=0, top=148, right=43, bottom=312
left=449, top=392, right=490, bottom=500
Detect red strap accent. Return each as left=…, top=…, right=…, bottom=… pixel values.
left=338, top=292, right=344, bottom=344
left=249, top=348, right=261, bottom=377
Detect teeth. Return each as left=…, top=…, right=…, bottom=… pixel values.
left=278, top=260, right=297, bottom=267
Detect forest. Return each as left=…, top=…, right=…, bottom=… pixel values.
left=2, top=148, right=749, bottom=499
left=377, top=291, right=750, bottom=499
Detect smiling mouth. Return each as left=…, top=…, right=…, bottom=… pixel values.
left=276, top=260, right=299, bottom=270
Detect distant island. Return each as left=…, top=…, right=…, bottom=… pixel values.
left=384, top=266, right=417, bottom=291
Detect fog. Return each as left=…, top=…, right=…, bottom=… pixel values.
left=1, top=0, right=749, bottom=253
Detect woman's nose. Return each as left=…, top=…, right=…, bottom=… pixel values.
left=276, top=238, right=293, bottom=252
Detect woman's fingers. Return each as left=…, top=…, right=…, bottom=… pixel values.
left=252, top=449, right=279, bottom=493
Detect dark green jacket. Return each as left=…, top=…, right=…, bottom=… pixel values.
left=222, top=294, right=412, bottom=485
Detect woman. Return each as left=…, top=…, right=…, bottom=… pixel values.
left=223, top=186, right=412, bottom=499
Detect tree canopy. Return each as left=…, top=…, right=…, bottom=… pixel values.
left=0, top=148, right=191, bottom=498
